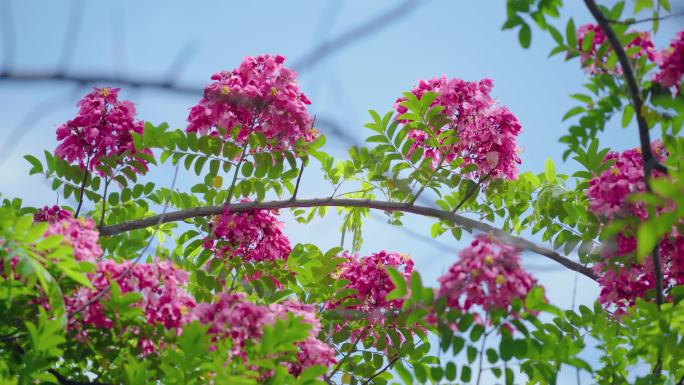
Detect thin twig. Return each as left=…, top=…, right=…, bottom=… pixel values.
left=361, top=355, right=400, bottom=385
left=327, top=329, right=368, bottom=380
left=74, top=169, right=89, bottom=217
left=99, top=177, right=110, bottom=227
left=225, top=140, right=250, bottom=205
left=452, top=171, right=492, bottom=213
left=98, top=197, right=598, bottom=280
left=605, top=11, right=684, bottom=25
left=290, top=158, right=306, bottom=201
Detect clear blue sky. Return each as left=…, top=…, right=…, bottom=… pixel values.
left=0, top=1, right=681, bottom=381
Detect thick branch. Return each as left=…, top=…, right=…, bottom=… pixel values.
left=98, top=198, right=597, bottom=280
left=583, top=0, right=665, bottom=306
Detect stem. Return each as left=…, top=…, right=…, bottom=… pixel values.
left=361, top=355, right=400, bottom=385
left=225, top=140, right=250, bottom=205
left=290, top=158, right=306, bottom=201
left=475, top=328, right=489, bottom=385
left=409, top=155, right=446, bottom=205
left=98, top=198, right=598, bottom=280
left=452, top=172, right=492, bottom=213
left=327, top=329, right=367, bottom=380
left=74, top=168, right=90, bottom=217
left=99, top=177, right=110, bottom=227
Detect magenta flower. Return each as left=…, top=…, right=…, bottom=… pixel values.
left=586, top=143, right=684, bottom=312
left=394, top=76, right=522, bottom=180
left=203, top=206, right=291, bottom=264
left=653, top=31, right=684, bottom=95
left=186, top=293, right=335, bottom=376
left=576, top=24, right=655, bottom=75
left=438, top=235, right=538, bottom=317
left=187, top=54, right=316, bottom=151
left=34, top=207, right=102, bottom=263
left=54, top=87, right=152, bottom=178
left=67, top=259, right=196, bottom=333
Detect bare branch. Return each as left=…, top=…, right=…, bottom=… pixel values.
left=292, top=0, right=423, bottom=72
left=98, top=197, right=597, bottom=281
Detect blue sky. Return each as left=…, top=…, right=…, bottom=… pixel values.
left=0, top=1, right=681, bottom=381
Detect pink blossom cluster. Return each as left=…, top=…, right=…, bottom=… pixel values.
left=67, top=259, right=196, bottom=333
left=54, top=87, right=152, bottom=177
left=327, top=251, right=414, bottom=314
left=203, top=207, right=291, bottom=264
left=586, top=144, right=684, bottom=312
left=326, top=251, right=414, bottom=348
left=437, top=235, right=537, bottom=316
left=653, top=31, right=684, bottom=94
left=33, top=205, right=71, bottom=223
left=187, top=293, right=335, bottom=376
left=394, top=77, right=522, bottom=180
left=576, top=24, right=655, bottom=75
left=186, top=54, right=316, bottom=150
left=33, top=206, right=102, bottom=263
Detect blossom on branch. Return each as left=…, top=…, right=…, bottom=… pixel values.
left=437, top=235, right=537, bottom=317
left=34, top=206, right=102, bottom=263
left=394, top=76, right=522, bottom=180
left=575, top=23, right=655, bottom=75
left=187, top=54, right=316, bottom=151
left=203, top=206, right=291, bottom=264
left=54, top=87, right=152, bottom=178
left=186, top=293, right=335, bottom=376
left=586, top=143, right=684, bottom=312
left=653, top=31, right=684, bottom=95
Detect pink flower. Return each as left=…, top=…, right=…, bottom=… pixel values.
left=576, top=24, right=656, bottom=75
left=35, top=209, right=102, bottom=263
left=394, top=77, right=522, bottom=180
left=653, top=31, right=684, bottom=95
left=326, top=251, right=414, bottom=348
left=54, top=87, right=152, bottom=178
left=438, top=235, right=538, bottom=316
left=33, top=205, right=71, bottom=223
left=186, top=293, right=335, bottom=376
left=586, top=143, right=684, bottom=312
left=204, top=206, right=291, bottom=264
left=67, top=260, right=196, bottom=332
left=187, top=54, right=316, bottom=151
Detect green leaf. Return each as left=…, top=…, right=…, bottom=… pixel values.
left=566, top=18, right=577, bottom=48
left=518, top=24, right=532, bottom=48
left=544, top=158, right=556, bottom=182
left=25, top=155, right=44, bottom=174
left=637, top=221, right=657, bottom=262
left=622, top=104, right=634, bottom=128
left=385, top=267, right=407, bottom=300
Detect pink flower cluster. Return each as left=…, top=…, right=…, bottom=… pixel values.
left=203, top=207, right=291, bottom=264
left=34, top=206, right=102, bottom=263
left=54, top=87, right=152, bottom=177
left=653, top=31, right=684, bottom=94
left=394, top=77, right=522, bottom=180
left=187, top=293, right=335, bottom=376
left=33, top=205, right=71, bottom=223
left=187, top=54, right=316, bottom=150
left=438, top=235, right=537, bottom=316
left=326, top=251, right=414, bottom=348
left=576, top=24, right=655, bottom=75
left=586, top=144, right=684, bottom=312
left=67, top=260, right=195, bottom=333
left=328, top=251, right=414, bottom=314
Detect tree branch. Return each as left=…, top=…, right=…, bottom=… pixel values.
left=98, top=197, right=597, bottom=280
left=582, top=0, right=667, bottom=175
left=48, top=369, right=112, bottom=385
left=361, top=355, right=400, bottom=385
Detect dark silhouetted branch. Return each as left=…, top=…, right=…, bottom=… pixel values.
left=98, top=198, right=597, bottom=281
